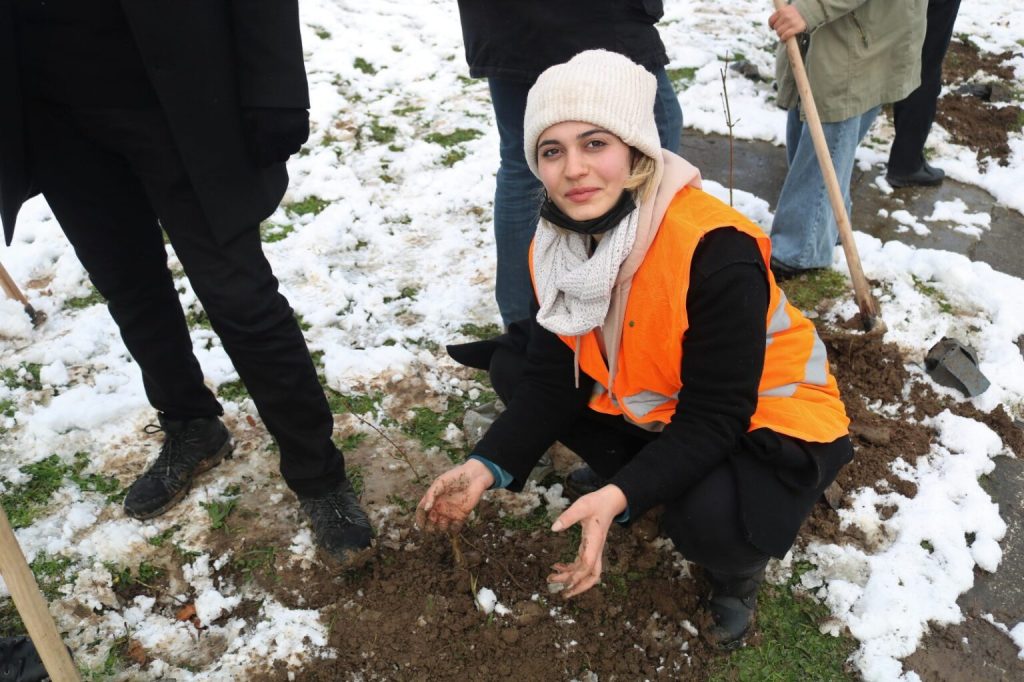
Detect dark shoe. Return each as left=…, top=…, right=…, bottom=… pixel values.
left=0, top=637, right=47, bottom=682
left=123, top=414, right=233, bottom=520
left=564, top=465, right=607, bottom=500
left=704, top=566, right=766, bottom=649
left=299, top=478, right=373, bottom=565
left=886, top=161, right=945, bottom=188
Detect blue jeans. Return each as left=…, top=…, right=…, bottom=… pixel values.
left=770, top=106, right=880, bottom=270
left=488, top=69, right=683, bottom=325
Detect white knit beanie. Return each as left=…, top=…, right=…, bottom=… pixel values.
left=523, top=50, right=662, bottom=179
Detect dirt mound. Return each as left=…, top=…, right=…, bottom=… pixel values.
left=936, top=39, right=1023, bottom=165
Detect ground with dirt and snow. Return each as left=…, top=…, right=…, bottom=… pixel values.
left=2, top=1, right=1024, bottom=680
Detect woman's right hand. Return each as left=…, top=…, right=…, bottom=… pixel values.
left=416, top=459, right=495, bottom=533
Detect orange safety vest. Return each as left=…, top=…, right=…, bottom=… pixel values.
left=531, top=186, right=849, bottom=443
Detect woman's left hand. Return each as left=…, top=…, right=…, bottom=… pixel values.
left=547, top=484, right=628, bottom=599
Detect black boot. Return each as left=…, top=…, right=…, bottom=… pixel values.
left=298, top=477, right=373, bottom=565
left=704, top=566, right=766, bottom=649
left=564, top=465, right=608, bottom=500
left=0, top=637, right=46, bottom=682
left=123, top=414, right=233, bottom=520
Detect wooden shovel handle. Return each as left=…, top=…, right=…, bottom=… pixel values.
left=772, top=0, right=881, bottom=330
left=0, top=506, right=81, bottom=681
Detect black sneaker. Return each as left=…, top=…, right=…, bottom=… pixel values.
left=299, top=478, right=373, bottom=565
left=703, top=567, right=766, bottom=649
left=123, top=414, right=233, bottom=520
left=564, top=465, right=608, bottom=500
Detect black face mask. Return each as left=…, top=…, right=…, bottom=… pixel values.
left=539, top=191, right=636, bottom=236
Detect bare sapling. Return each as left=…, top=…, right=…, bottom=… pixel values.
left=719, top=54, right=739, bottom=206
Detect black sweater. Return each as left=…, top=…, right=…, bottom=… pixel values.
left=474, top=228, right=769, bottom=518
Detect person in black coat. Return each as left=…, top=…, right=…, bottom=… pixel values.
left=0, top=0, right=371, bottom=564
left=455, top=0, right=684, bottom=326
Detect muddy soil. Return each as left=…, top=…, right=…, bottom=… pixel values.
left=108, top=315, right=1024, bottom=680
left=935, top=39, right=1023, bottom=165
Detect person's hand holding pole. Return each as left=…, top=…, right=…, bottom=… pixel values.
left=768, top=3, right=807, bottom=41
left=547, top=484, right=628, bottom=599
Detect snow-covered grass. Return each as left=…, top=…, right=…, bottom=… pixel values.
left=1, top=1, right=1023, bottom=679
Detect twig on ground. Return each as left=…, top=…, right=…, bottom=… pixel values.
left=337, top=395, right=426, bottom=484
left=458, top=533, right=526, bottom=592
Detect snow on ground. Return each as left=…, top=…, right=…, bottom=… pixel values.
left=1, top=1, right=1023, bottom=679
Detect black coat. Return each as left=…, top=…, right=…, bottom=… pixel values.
left=0, top=0, right=310, bottom=246
left=456, top=0, right=669, bottom=82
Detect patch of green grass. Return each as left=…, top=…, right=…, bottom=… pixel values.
left=1, top=454, right=70, bottom=528
left=216, top=379, right=249, bottom=402
left=425, top=128, right=483, bottom=148
left=353, top=57, right=377, bottom=75
left=667, top=66, right=698, bottom=86
left=348, top=464, right=365, bottom=496
left=148, top=524, right=181, bottom=548
left=69, top=452, right=122, bottom=502
left=65, top=286, right=105, bottom=310
left=313, top=26, right=331, bottom=40
left=200, top=497, right=238, bottom=530
left=0, top=552, right=73, bottom=637
left=82, top=637, right=130, bottom=681
left=185, top=306, right=213, bottom=330
left=393, top=105, right=423, bottom=117
left=911, top=276, right=954, bottom=314
left=383, top=286, right=418, bottom=304
left=260, top=221, right=295, bottom=243
left=338, top=432, right=368, bottom=451
left=286, top=195, right=330, bottom=217
left=368, top=117, right=398, bottom=145
left=325, top=389, right=383, bottom=416
left=710, top=575, right=857, bottom=681
left=778, top=269, right=848, bottom=311
left=459, top=322, right=501, bottom=340
left=1, top=363, right=43, bottom=391
left=386, top=493, right=415, bottom=515
left=498, top=505, right=550, bottom=531
left=440, top=149, right=467, bottom=167
left=234, top=546, right=277, bottom=583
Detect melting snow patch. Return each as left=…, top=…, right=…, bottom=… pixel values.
left=925, top=198, right=992, bottom=238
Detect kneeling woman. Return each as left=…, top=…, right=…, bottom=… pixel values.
left=416, top=50, right=852, bottom=648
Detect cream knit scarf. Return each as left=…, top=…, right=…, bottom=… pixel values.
left=532, top=203, right=640, bottom=337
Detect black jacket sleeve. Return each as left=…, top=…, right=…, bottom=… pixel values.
left=471, top=311, right=595, bottom=489
left=230, top=0, right=310, bottom=108
left=609, top=228, right=769, bottom=518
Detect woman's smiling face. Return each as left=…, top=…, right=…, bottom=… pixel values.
left=536, top=121, right=632, bottom=221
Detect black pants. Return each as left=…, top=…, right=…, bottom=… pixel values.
left=888, top=0, right=962, bottom=176
left=26, top=100, right=343, bottom=497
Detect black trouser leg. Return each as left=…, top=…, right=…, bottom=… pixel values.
left=659, top=464, right=771, bottom=577
left=26, top=102, right=221, bottom=419
left=888, top=0, right=962, bottom=176
left=26, top=103, right=343, bottom=496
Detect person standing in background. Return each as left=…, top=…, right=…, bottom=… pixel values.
left=767, top=0, right=927, bottom=277
left=0, top=0, right=372, bottom=564
left=455, top=0, right=684, bottom=327
left=886, top=0, right=962, bottom=188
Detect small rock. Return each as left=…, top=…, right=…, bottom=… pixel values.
left=850, top=422, right=891, bottom=445
left=500, top=628, right=520, bottom=644
left=729, top=59, right=765, bottom=82
left=823, top=481, right=844, bottom=510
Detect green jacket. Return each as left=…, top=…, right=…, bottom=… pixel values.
left=775, top=0, right=928, bottom=122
